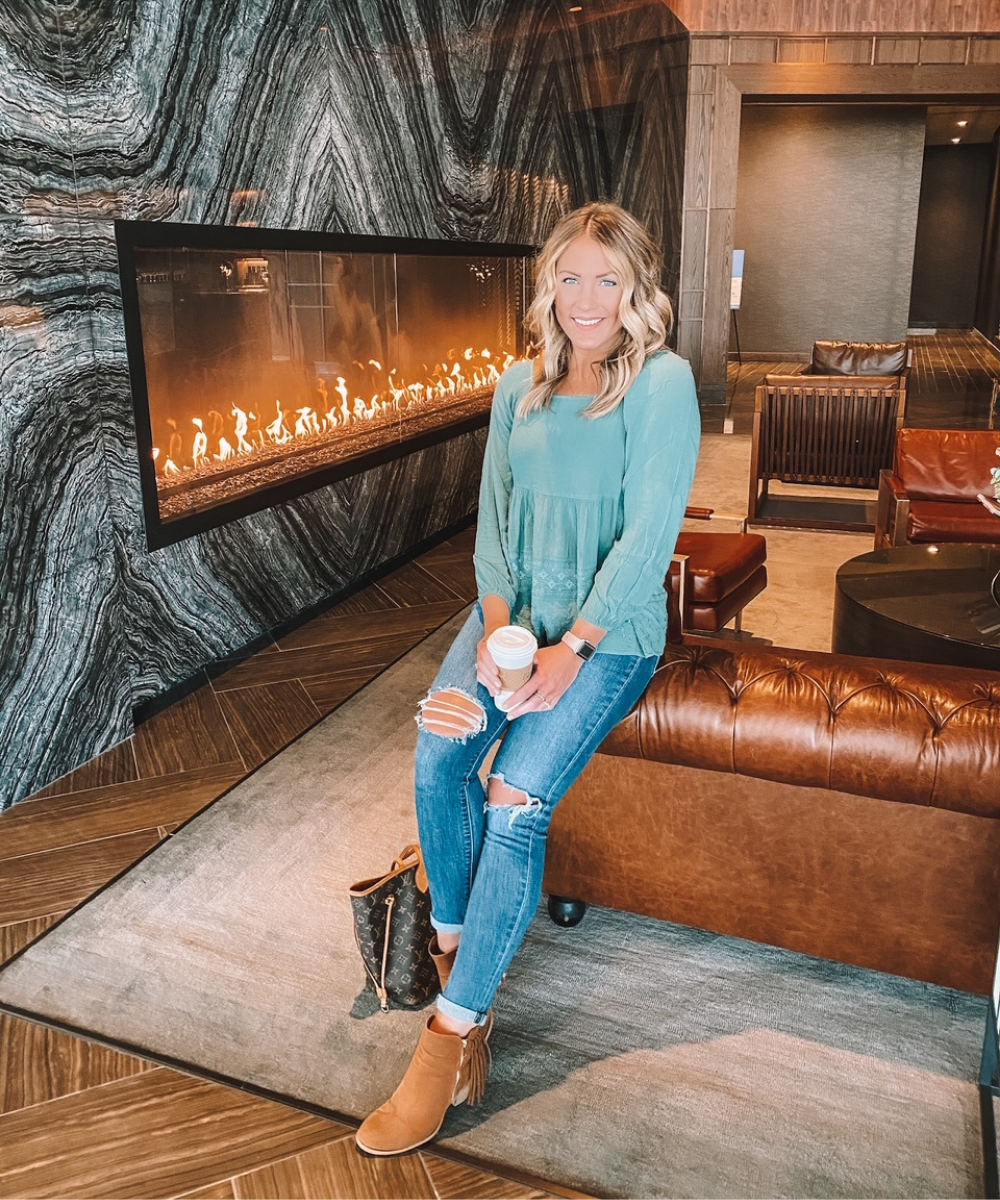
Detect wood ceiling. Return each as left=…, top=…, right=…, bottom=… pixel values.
left=663, top=0, right=1000, bottom=34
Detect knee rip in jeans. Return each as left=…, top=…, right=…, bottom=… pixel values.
left=487, top=772, right=542, bottom=826
left=417, top=687, right=487, bottom=741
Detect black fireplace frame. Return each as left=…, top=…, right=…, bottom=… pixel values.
left=115, top=219, right=535, bottom=550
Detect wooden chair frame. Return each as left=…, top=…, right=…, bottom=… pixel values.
left=748, top=377, right=907, bottom=532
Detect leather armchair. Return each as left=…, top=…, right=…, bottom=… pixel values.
left=804, top=339, right=911, bottom=387
left=746, top=340, right=910, bottom=534
left=874, top=427, right=1000, bottom=548
left=748, top=373, right=905, bottom=531
left=668, top=507, right=767, bottom=638
left=799, top=339, right=911, bottom=427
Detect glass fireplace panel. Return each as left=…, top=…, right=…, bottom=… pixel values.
left=118, top=223, right=533, bottom=548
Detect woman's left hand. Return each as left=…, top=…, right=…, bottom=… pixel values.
left=504, top=643, right=582, bottom=719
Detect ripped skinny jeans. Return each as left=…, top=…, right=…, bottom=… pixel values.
left=415, top=605, right=657, bottom=1026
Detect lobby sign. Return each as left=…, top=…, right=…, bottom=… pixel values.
left=730, top=249, right=745, bottom=310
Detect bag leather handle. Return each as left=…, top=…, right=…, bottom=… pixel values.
left=393, top=843, right=429, bottom=893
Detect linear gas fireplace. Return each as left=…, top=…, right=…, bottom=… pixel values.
left=116, top=221, right=534, bottom=549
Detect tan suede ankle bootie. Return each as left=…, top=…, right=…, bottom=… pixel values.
left=428, top=935, right=457, bottom=991
left=355, top=1015, right=491, bottom=1156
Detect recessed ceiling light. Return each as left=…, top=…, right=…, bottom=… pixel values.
left=957, top=120, right=969, bottom=126
left=569, top=4, right=582, bottom=9
left=951, top=136, right=962, bottom=143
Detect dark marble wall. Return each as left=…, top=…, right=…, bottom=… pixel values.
left=0, top=0, right=687, bottom=808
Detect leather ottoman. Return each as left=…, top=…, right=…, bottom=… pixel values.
left=668, top=531, right=768, bottom=633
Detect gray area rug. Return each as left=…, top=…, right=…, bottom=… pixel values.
left=0, top=613, right=987, bottom=1199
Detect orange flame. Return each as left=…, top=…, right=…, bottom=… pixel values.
left=153, top=346, right=514, bottom=480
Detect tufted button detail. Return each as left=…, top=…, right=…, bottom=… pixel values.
left=607, top=639, right=1000, bottom=818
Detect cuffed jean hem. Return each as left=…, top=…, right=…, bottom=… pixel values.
left=429, top=916, right=464, bottom=935
left=437, top=992, right=490, bottom=1027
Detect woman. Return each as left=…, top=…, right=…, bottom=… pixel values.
left=356, top=202, right=701, bottom=1157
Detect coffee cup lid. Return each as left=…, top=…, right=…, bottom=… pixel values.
left=487, top=625, right=536, bottom=652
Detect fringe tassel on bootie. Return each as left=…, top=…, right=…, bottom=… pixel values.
left=355, top=1015, right=492, bottom=1156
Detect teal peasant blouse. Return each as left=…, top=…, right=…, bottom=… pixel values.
left=473, top=351, right=701, bottom=658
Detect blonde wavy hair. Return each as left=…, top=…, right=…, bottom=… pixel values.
left=519, top=202, right=674, bottom=419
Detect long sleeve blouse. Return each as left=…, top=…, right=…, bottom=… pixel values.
left=473, top=350, right=701, bottom=658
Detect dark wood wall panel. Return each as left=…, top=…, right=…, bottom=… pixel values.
left=667, top=0, right=1000, bottom=33
left=910, top=143, right=995, bottom=329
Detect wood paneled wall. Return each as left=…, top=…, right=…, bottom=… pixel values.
left=665, top=1, right=1000, bottom=34
left=675, top=30, right=1000, bottom=399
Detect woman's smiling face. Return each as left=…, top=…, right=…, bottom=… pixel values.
left=553, top=235, right=624, bottom=364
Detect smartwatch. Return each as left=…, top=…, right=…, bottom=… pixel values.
left=561, top=631, right=598, bottom=661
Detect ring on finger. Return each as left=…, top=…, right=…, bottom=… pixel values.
left=539, top=695, right=551, bottom=709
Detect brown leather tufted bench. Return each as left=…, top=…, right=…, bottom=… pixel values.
left=544, top=640, right=1000, bottom=993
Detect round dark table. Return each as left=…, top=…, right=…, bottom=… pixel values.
left=833, top=543, right=1000, bottom=671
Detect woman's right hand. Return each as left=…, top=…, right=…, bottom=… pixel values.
left=476, top=637, right=503, bottom=697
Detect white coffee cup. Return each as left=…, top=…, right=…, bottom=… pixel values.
left=487, top=625, right=538, bottom=710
